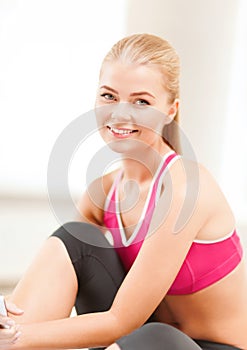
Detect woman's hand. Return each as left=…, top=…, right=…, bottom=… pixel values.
left=0, top=299, right=23, bottom=347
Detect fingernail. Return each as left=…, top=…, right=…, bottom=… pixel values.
left=13, top=307, right=24, bottom=313
left=7, top=319, right=15, bottom=326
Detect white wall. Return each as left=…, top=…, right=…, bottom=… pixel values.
left=0, top=0, right=125, bottom=197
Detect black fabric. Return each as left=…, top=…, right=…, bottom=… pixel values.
left=51, top=221, right=126, bottom=350
left=51, top=222, right=126, bottom=314
left=116, top=323, right=242, bottom=350
left=116, top=323, right=202, bottom=350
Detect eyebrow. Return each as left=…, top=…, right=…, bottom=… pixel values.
left=100, top=85, right=155, bottom=99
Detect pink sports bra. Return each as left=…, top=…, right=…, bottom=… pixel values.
left=103, top=151, right=243, bottom=295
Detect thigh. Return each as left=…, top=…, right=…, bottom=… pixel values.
left=116, top=323, right=202, bottom=350
left=52, top=222, right=127, bottom=350
left=9, top=229, right=79, bottom=323
left=51, top=222, right=126, bottom=314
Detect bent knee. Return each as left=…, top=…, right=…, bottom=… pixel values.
left=116, top=323, right=201, bottom=350
left=139, top=322, right=179, bottom=335
left=51, top=221, right=111, bottom=249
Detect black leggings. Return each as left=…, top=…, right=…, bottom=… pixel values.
left=51, top=222, right=241, bottom=350
left=116, top=323, right=241, bottom=350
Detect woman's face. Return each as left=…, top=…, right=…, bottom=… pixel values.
left=95, top=61, right=179, bottom=154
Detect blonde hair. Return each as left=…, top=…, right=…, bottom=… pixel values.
left=101, top=33, right=182, bottom=154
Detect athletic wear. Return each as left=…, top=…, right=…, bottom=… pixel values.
left=52, top=222, right=125, bottom=316
left=104, top=150, right=243, bottom=294
left=116, top=323, right=242, bottom=350
left=104, top=150, right=178, bottom=271
left=51, top=222, right=126, bottom=350
left=168, top=229, right=243, bottom=295
left=51, top=222, right=242, bottom=350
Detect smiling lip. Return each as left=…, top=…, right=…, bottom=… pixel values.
left=107, top=126, right=138, bottom=138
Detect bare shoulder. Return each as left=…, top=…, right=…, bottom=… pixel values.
left=167, top=156, right=226, bottom=197
left=190, top=160, right=232, bottom=206
left=195, top=161, right=236, bottom=235
left=77, top=168, right=120, bottom=226
left=167, top=156, right=236, bottom=237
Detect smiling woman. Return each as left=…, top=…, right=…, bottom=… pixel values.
left=0, top=33, right=246, bottom=350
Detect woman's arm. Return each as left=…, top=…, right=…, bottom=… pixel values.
left=13, top=311, right=122, bottom=349
left=77, top=171, right=118, bottom=228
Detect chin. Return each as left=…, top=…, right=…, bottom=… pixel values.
left=106, top=139, right=146, bottom=154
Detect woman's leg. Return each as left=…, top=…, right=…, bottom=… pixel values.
left=8, top=222, right=126, bottom=325
left=109, top=323, right=242, bottom=350
left=113, top=323, right=202, bottom=350
left=51, top=222, right=126, bottom=315
left=8, top=226, right=78, bottom=323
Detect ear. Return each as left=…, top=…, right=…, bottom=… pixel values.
left=167, top=98, right=180, bottom=121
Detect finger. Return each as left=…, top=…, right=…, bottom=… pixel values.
left=5, top=301, right=24, bottom=316
left=0, top=316, right=15, bottom=329
left=0, top=325, right=19, bottom=341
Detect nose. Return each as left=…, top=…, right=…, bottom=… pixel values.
left=111, top=102, right=133, bottom=122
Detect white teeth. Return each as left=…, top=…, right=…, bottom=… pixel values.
left=110, top=127, right=133, bottom=135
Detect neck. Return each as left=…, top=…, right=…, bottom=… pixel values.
left=121, top=143, right=173, bottom=183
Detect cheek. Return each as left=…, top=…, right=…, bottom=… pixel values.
left=95, top=104, right=112, bottom=128
left=95, top=111, right=105, bottom=128
left=96, top=120, right=110, bottom=145
left=134, top=107, right=168, bottom=134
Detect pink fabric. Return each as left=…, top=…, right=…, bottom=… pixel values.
left=167, top=230, right=243, bottom=294
left=103, top=152, right=243, bottom=294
